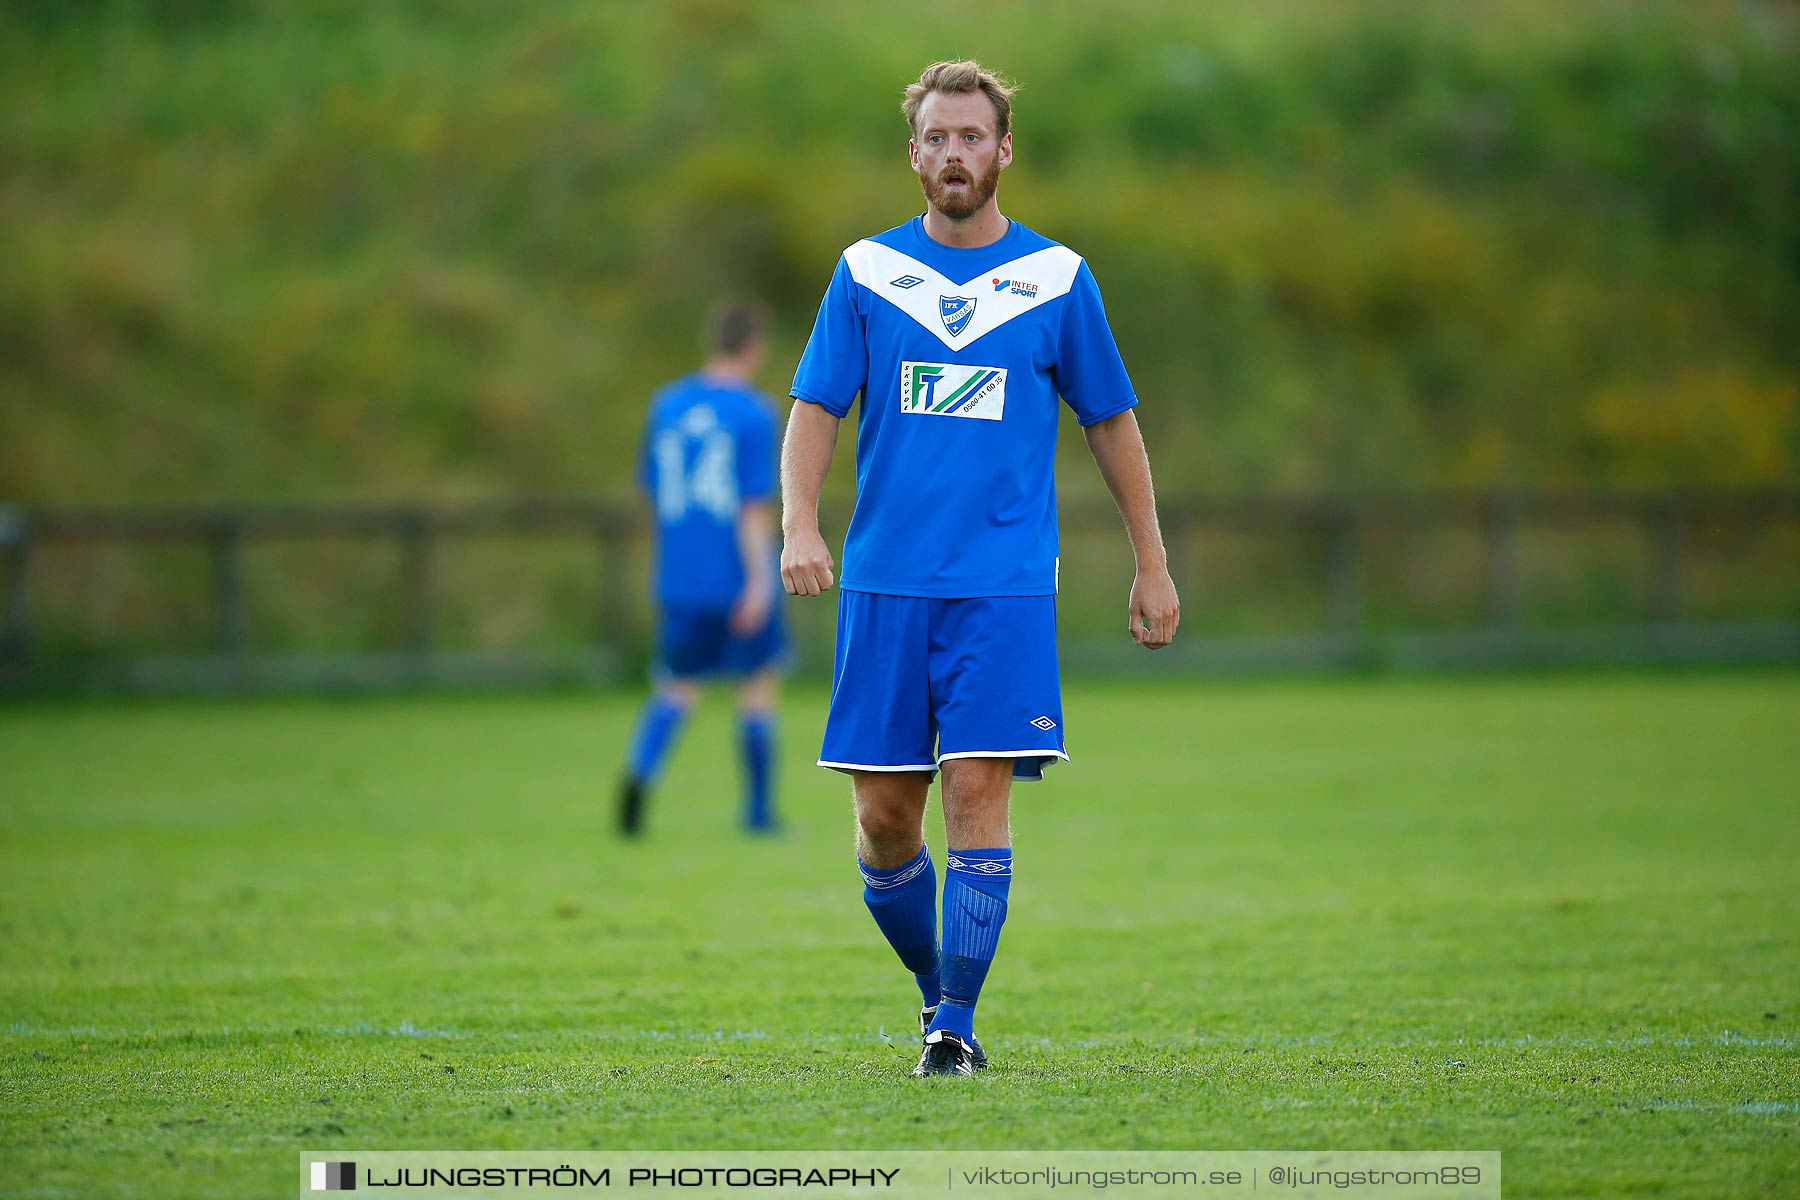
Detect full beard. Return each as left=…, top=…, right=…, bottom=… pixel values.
left=919, top=156, right=1001, bottom=220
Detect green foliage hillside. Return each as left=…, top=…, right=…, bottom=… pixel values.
left=3, top=0, right=1796, bottom=502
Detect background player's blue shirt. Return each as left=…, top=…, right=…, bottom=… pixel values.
left=639, top=373, right=778, bottom=611
left=790, top=216, right=1136, bottom=598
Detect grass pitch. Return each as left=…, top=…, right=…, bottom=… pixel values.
left=2, top=673, right=1796, bottom=1198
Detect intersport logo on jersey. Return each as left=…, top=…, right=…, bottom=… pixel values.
left=900, top=362, right=1007, bottom=421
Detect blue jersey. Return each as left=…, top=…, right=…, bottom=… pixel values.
left=790, top=216, right=1136, bottom=598
left=639, top=374, right=779, bottom=611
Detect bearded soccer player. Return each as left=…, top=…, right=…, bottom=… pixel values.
left=780, top=61, right=1180, bottom=1077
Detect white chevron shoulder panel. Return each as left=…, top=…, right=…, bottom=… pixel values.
left=843, top=238, right=1084, bottom=351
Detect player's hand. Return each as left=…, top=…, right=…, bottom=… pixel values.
left=1129, top=566, right=1180, bottom=649
left=729, top=583, right=772, bottom=637
left=780, top=528, right=836, bottom=597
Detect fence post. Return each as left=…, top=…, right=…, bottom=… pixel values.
left=211, top=514, right=245, bottom=657
left=399, top=511, right=434, bottom=654
left=1646, top=495, right=1684, bottom=625
left=1481, top=493, right=1521, bottom=626
left=1324, top=499, right=1362, bottom=634
left=597, top=516, right=630, bottom=659
left=0, top=506, right=29, bottom=662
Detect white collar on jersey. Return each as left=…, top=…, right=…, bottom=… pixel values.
left=843, top=239, right=1084, bottom=352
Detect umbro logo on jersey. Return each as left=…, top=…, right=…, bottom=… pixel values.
left=900, top=361, right=1006, bottom=421
left=1031, top=715, right=1057, bottom=730
left=890, top=274, right=924, bottom=289
left=939, top=295, right=977, bottom=337
left=992, top=277, right=1040, bottom=298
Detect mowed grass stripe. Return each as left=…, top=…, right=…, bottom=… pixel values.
left=2, top=674, right=1796, bottom=1198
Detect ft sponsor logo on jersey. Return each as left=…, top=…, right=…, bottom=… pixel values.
left=992, top=277, right=1040, bottom=298
left=900, top=361, right=1007, bottom=421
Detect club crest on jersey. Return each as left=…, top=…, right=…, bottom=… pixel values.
left=900, top=361, right=1006, bottom=421
left=939, top=295, right=977, bottom=337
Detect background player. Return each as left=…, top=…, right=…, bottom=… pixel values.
left=618, top=302, right=787, bottom=838
left=780, top=62, right=1180, bottom=1075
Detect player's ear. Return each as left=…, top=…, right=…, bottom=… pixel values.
left=997, top=131, right=1012, bottom=171
left=908, top=138, right=921, bottom=172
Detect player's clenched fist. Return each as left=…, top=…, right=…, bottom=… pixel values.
left=781, top=529, right=836, bottom=596
left=1129, top=566, right=1181, bottom=649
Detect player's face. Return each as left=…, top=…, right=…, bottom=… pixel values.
left=909, top=91, right=1012, bottom=220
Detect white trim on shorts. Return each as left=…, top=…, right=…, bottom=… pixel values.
left=936, top=749, right=1071, bottom=764
left=818, top=759, right=939, bottom=773
left=938, top=748, right=1070, bottom=783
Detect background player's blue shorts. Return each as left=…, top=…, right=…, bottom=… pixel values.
left=655, top=604, right=790, bottom=681
left=819, top=590, right=1066, bottom=782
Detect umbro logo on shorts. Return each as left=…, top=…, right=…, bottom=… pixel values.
left=900, top=361, right=1007, bottom=421
left=1031, top=715, right=1057, bottom=730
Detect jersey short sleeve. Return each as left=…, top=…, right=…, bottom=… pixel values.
left=636, top=413, right=655, bottom=495
left=735, top=403, right=776, bottom=502
left=790, top=255, right=868, bottom=418
left=1053, top=261, right=1138, bottom=427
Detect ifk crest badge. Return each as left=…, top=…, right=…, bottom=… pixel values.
left=939, top=295, right=976, bottom=337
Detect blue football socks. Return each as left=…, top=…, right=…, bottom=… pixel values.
left=738, top=711, right=777, bottom=830
left=860, top=846, right=941, bottom=1009
left=929, top=847, right=1012, bottom=1043
left=625, top=694, right=688, bottom=786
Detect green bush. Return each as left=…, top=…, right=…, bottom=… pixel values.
left=2, top=0, right=1795, bottom=504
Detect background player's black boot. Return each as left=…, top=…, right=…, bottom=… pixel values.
left=617, top=775, right=647, bottom=837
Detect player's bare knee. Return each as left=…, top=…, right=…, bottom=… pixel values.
left=737, top=671, right=779, bottom=714
left=941, top=758, right=1013, bottom=847
left=851, top=775, right=927, bottom=851
left=941, top=757, right=1012, bottom=805
left=854, top=796, right=920, bottom=846
left=658, top=680, right=702, bottom=711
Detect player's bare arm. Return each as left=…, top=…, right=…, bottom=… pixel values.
left=1083, top=409, right=1180, bottom=649
left=779, top=400, right=839, bottom=597
left=730, top=499, right=776, bottom=636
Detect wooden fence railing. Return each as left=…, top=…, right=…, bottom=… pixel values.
left=1, top=490, right=1795, bottom=690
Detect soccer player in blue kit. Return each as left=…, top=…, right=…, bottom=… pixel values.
left=619, top=302, right=787, bottom=838
left=780, top=62, right=1181, bottom=1076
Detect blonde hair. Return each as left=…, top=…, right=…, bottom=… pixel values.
left=901, top=60, right=1016, bottom=139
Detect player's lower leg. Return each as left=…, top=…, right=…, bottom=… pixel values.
left=737, top=680, right=779, bottom=832
left=852, top=772, right=940, bottom=1010
left=928, top=758, right=1014, bottom=1050
left=930, top=846, right=1011, bottom=1044
left=861, top=847, right=940, bottom=1009
left=618, top=686, right=694, bottom=835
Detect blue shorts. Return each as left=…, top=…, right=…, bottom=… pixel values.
left=655, top=604, right=790, bottom=681
left=819, top=590, right=1066, bottom=782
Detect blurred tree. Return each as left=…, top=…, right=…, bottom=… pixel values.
left=0, top=0, right=1793, bottom=502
